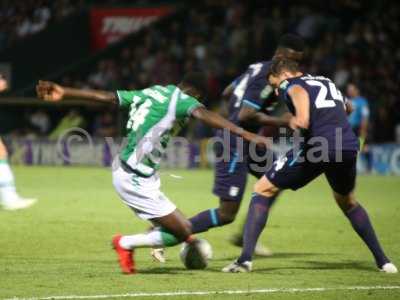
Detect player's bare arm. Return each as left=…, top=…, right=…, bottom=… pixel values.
left=287, top=85, right=310, bottom=130
left=238, top=106, right=292, bottom=127
left=36, top=80, right=117, bottom=104
left=191, top=106, right=270, bottom=146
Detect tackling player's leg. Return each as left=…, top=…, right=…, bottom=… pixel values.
left=113, top=209, right=193, bottom=274
left=111, top=161, right=196, bottom=274
left=189, top=198, right=240, bottom=234
left=189, top=143, right=275, bottom=257
left=189, top=144, right=248, bottom=234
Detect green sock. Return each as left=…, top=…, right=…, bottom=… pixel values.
left=159, top=227, right=181, bottom=247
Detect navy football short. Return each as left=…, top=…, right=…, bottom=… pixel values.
left=266, top=149, right=357, bottom=195
left=213, top=132, right=276, bottom=202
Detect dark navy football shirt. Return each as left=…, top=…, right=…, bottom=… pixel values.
left=227, top=61, right=279, bottom=133
left=280, top=74, right=359, bottom=152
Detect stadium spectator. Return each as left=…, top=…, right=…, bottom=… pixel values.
left=93, top=112, right=117, bottom=138
left=48, top=109, right=85, bottom=139
left=347, top=83, right=372, bottom=171
left=0, top=0, right=84, bottom=50
left=29, top=110, right=51, bottom=136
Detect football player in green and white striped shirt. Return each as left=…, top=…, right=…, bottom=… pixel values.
left=36, top=73, right=268, bottom=274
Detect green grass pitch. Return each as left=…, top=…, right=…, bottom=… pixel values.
left=0, top=166, right=399, bottom=299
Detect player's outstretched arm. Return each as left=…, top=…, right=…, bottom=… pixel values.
left=238, top=106, right=292, bottom=127
left=191, top=107, right=270, bottom=146
left=36, top=80, right=117, bottom=104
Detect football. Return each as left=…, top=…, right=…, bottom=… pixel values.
left=180, top=239, right=213, bottom=270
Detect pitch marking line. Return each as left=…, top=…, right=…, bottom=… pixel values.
left=4, top=285, right=400, bottom=300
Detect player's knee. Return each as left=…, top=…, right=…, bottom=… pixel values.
left=334, top=191, right=357, bottom=212
left=218, top=201, right=239, bottom=224
left=254, top=179, right=277, bottom=197
left=217, top=210, right=236, bottom=225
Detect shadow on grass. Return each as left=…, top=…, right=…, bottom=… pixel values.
left=256, top=260, right=375, bottom=273
left=304, top=260, right=375, bottom=271
left=212, top=252, right=329, bottom=263
left=139, top=267, right=194, bottom=275
left=140, top=266, right=234, bottom=274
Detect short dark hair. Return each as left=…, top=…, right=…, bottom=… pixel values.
left=277, top=34, right=305, bottom=52
left=180, top=72, right=207, bottom=98
left=268, top=58, right=300, bottom=77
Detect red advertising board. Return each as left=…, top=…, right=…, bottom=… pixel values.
left=90, top=7, right=174, bottom=51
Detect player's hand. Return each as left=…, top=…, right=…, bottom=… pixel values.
left=36, top=80, right=65, bottom=102
left=289, top=117, right=302, bottom=131
left=0, top=75, right=8, bottom=93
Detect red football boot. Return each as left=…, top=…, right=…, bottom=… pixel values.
left=112, top=235, right=135, bottom=274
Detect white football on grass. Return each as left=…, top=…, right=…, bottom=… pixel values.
left=180, top=239, right=213, bottom=269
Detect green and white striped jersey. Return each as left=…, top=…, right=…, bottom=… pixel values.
left=116, top=84, right=203, bottom=176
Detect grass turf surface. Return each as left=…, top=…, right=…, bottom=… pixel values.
left=0, top=166, right=399, bottom=299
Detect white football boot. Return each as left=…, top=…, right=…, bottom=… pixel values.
left=1, top=197, right=37, bottom=211
left=380, top=263, right=398, bottom=274
left=222, top=260, right=252, bottom=273
left=151, top=248, right=166, bottom=263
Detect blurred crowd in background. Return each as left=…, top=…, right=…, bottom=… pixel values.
left=1, top=0, right=399, bottom=143
left=0, top=0, right=85, bottom=50
left=0, top=0, right=171, bottom=50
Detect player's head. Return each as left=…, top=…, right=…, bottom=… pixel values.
left=178, top=72, right=207, bottom=100
left=274, top=34, right=305, bottom=62
left=267, top=58, right=302, bottom=88
left=346, top=82, right=360, bottom=98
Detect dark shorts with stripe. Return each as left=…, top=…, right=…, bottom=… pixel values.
left=213, top=132, right=276, bottom=202
left=266, top=149, right=357, bottom=195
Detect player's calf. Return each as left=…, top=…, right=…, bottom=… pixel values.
left=189, top=200, right=240, bottom=234
left=334, top=191, right=397, bottom=272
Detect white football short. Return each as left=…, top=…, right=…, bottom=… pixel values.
left=112, top=165, right=176, bottom=220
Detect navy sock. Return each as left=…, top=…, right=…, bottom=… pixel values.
left=235, top=191, right=280, bottom=246
left=345, top=204, right=390, bottom=268
left=190, top=209, right=221, bottom=234
left=238, top=193, right=274, bottom=263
